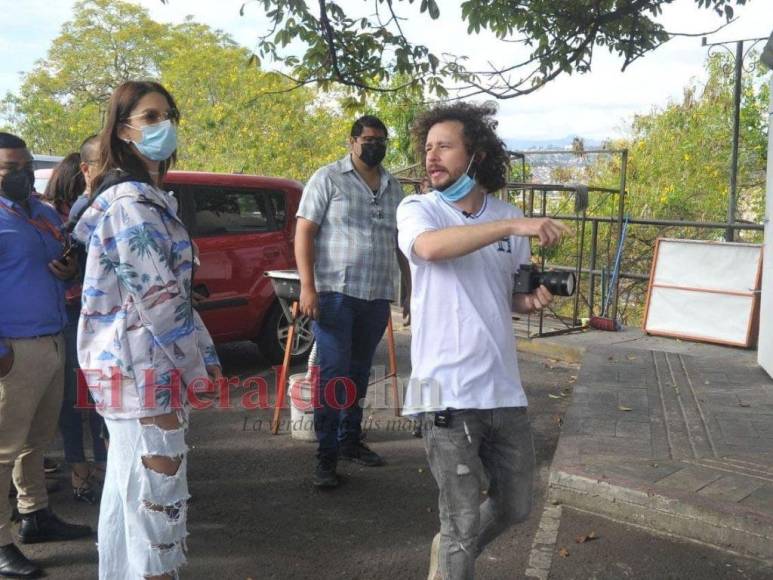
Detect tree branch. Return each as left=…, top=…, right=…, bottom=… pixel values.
left=248, top=0, right=749, bottom=100
left=317, top=0, right=343, bottom=83
left=664, top=17, right=736, bottom=38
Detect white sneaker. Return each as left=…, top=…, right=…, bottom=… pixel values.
left=427, top=532, right=441, bottom=580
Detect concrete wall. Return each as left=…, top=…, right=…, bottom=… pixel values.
left=759, top=74, right=773, bottom=377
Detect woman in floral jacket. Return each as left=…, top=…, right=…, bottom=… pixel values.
left=73, top=80, right=220, bottom=580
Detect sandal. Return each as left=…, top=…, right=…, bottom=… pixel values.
left=91, top=462, right=106, bottom=484
left=72, top=470, right=99, bottom=505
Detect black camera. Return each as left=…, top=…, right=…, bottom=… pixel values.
left=513, top=264, right=576, bottom=297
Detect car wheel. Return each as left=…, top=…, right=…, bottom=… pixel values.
left=257, top=302, right=314, bottom=365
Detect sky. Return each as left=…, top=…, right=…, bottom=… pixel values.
left=0, top=0, right=771, bottom=145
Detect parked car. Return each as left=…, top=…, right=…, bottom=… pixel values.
left=32, top=153, right=64, bottom=170
left=33, top=167, right=54, bottom=194
left=36, top=166, right=310, bottom=363
left=32, top=154, right=64, bottom=192
left=163, top=171, right=314, bottom=364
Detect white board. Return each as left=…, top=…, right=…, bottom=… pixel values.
left=644, top=239, right=762, bottom=347
left=759, top=74, right=773, bottom=376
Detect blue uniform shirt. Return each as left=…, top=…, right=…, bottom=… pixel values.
left=0, top=195, right=68, bottom=355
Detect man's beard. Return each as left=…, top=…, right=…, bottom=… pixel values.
left=431, top=174, right=456, bottom=192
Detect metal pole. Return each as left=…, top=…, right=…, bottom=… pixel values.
left=272, top=301, right=299, bottom=434
left=573, top=209, right=586, bottom=325
left=610, top=149, right=628, bottom=321
left=727, top=40, right=743, bottom=242
left=539, top=190, right=547, bottom=335
left=588, top=219, right=599, bottom=316
left=386, top=318, right=401, bottom=417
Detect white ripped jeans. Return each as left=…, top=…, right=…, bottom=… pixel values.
left=99, top=412, right=189, bottom=579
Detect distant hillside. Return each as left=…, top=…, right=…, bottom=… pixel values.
left=504, top=136, right=602, bottom=151
left=504, top=136, right=604, bottom=183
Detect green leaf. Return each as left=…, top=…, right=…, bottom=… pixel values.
left=428, top=53, right=439, bottom=72
left=427, top=0, right=440, bottom=19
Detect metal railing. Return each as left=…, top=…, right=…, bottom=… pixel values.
left=541, top=214, right=764, bottom=331
left=395, top=164, right=764, bottom=337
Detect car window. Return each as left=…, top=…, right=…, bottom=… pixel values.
left=267, top=190, right=286, bottom=228
left=191, top=188, right=270, bottom=236
left=164, top=183, right=289, bottom=236
left=34, top=177, right=49, bottom=194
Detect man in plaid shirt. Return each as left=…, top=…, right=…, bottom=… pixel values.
left=296, top=115, right=409, bottom=488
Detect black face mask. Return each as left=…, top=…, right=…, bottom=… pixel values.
left=1, top=167, right=34, bottom=203
left=359, top=142, right=387, bottom=168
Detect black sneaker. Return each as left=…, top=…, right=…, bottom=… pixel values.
left=339, top=442, right=385, bottom=467
left=313, top=456, right=339, bottom=489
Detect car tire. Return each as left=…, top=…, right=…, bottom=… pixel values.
left=257, top=301, right=314, bottom=365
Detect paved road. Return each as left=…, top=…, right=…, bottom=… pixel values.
left=19, top=330, right=773, bottom=578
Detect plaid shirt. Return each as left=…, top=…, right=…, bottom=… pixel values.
left=297, top=155, right=403, bottom=301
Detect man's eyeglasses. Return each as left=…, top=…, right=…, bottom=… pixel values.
left=124, top=108, right=180, bottom=125
left=359, top=137, right=388, bottom=146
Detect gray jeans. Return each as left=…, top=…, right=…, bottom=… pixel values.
left=423, top=407, right=535, bottom=580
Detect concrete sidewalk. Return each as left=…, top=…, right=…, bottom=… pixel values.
left=526, top=326, right=773, bottom=563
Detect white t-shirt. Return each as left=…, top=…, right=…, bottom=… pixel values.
left=396, top=191, right=531, bottom=414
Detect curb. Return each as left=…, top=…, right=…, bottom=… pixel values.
left=548, top=345, right=773, bottom=564
left=548, top=468, right=773, bottom=563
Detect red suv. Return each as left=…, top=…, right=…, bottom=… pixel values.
left=163, top=171, right=314, bottom=364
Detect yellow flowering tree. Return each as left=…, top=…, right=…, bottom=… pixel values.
left=1, top=0, right=348, bottom=182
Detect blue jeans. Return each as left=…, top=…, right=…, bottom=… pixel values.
left=59, top=305, right=107, bottom=464
left=312, top=292, right=390, bottom=459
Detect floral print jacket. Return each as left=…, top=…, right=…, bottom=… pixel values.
left=73, top=180, right=219, bottom=419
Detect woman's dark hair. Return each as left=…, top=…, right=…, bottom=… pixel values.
left=411, top=102, right=509, bottom=193
left=43, top=152, right=85, bottom=215
left=92, top=80, right=179, bottom=196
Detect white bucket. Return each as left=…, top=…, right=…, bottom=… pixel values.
left=288, top=373, right=316, bottom=442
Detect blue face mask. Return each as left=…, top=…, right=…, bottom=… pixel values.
left=126, top=119, right=177, bottom=161
left=436, top=156, right=477, bottom=203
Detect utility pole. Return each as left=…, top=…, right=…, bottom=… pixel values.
left=728, top=40, right=743, bottom=242
left=702, top=36, right=768, bottom=242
